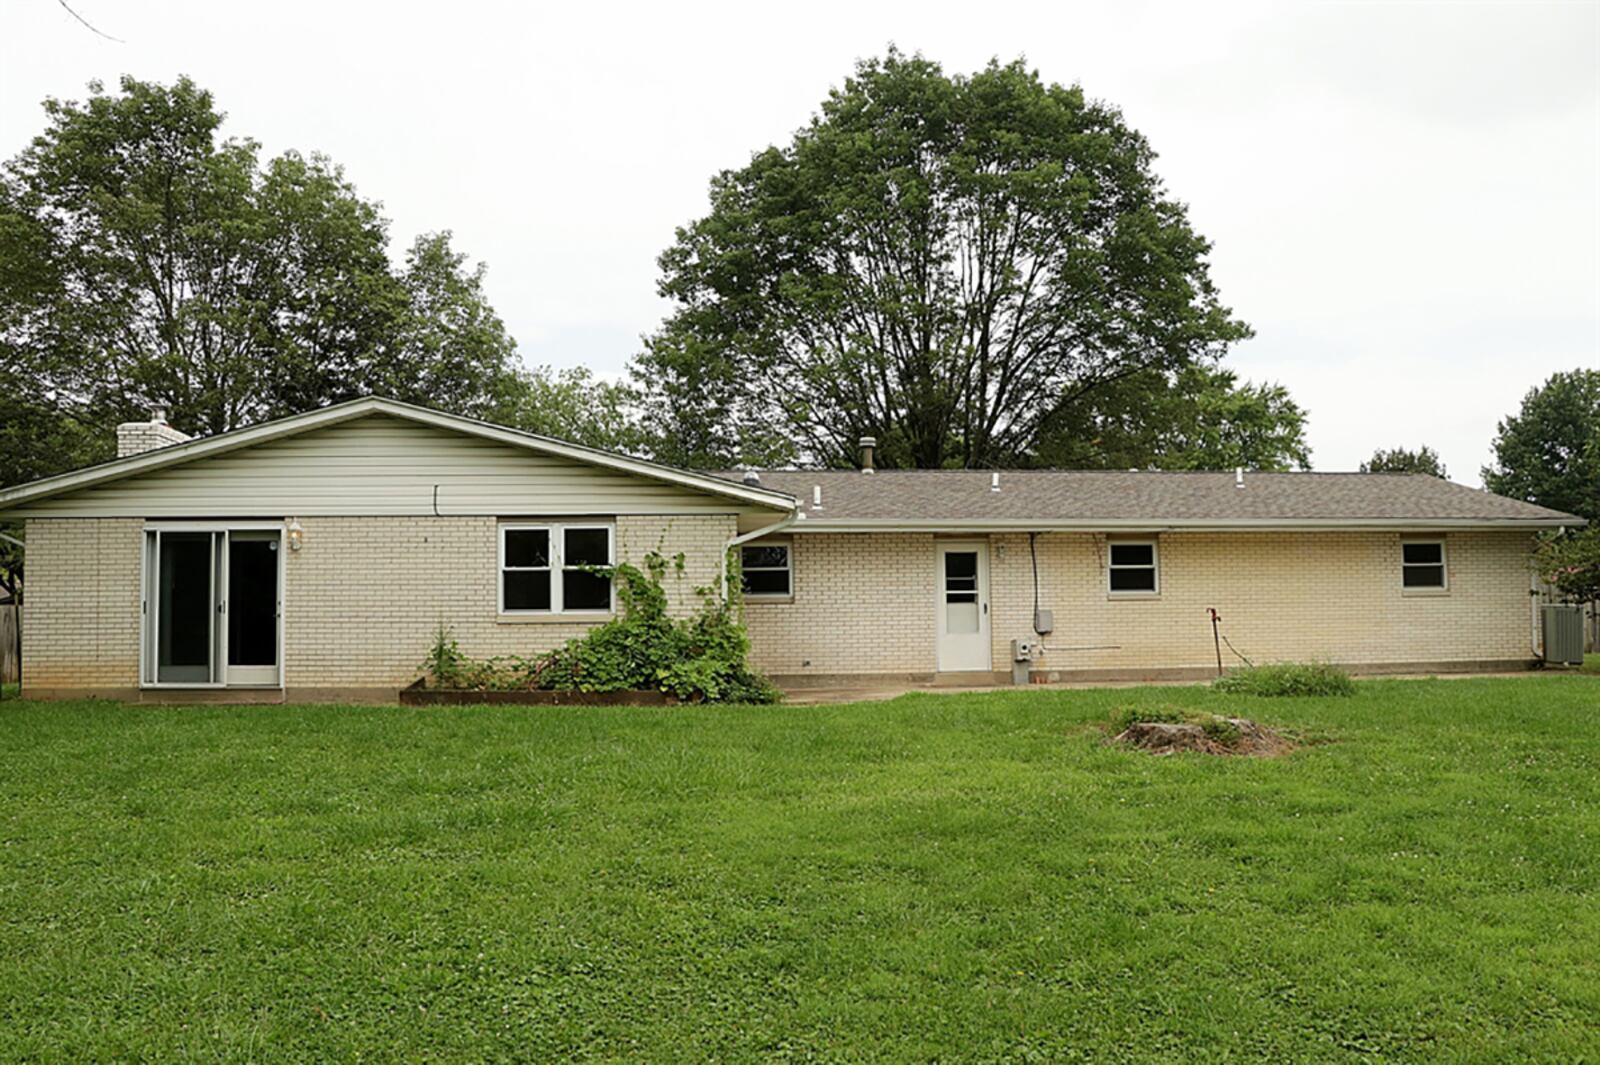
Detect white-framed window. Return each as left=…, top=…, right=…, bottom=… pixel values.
left=499, top=522, right=615, bottom=614
left=1401, top=538, right=1447, bottom=591
left=1107, top=540, right=1159, bottom=595
left=740, top=541, right=792, bottom=598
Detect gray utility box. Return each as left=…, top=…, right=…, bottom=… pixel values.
left=1542, top=604, right=1584, bottom=666
left=1010, top=638, right=1037, bottom=685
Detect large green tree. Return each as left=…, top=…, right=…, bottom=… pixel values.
left=0, top=76, right=521, bottom=485
left=1034, top=364, right=1309, bottom=471
left=637, top=51, right=1253, bottom=469
left=1360, top=445, right=1447, bottom=478
left=1482, top=370, right=1600, bottom=522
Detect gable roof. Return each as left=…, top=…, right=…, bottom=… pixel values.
left=0, top=397, right=798, bottom=514
left=714, top=469, right=1583, bottom=531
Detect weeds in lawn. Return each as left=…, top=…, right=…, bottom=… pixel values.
left=1213, top=661, right=1356, bottom=697
left=1106, top=703, right=1188, bottom=732
left=1108, top=704, right=1252, bottom=750
left=1198, top=715, right=1244, bottom=746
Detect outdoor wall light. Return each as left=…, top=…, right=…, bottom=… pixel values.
left=286, top=518, right=304, bottom=552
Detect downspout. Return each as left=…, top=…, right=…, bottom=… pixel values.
left=722, top=510, right=800, bottom=603
left=1530, top=567, right=1542, bottom=660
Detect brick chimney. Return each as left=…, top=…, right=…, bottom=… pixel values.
left=117, top=406, right=191, bottom=457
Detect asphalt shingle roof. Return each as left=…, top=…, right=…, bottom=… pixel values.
left=708, top=470, right=1581, bottom=526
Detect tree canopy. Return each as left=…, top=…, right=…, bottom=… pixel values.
left=1533, top=528, right=1600, bottom=604
left=495, top=365, right=644, bottom=456
left=1360, top=445, right=1447, bottom=478
left=1034, top=364, right=1309, bottom=471
left=1, top=64, right=1311, bottom=513
left=1482, top=370, right=1599, bottom=522
left=0, top=75, right=523, bottom=488
left=636, top=51, right=1255, bottom=469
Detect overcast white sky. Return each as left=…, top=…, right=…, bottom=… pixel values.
left=4, top=1, right=1597, bottom=481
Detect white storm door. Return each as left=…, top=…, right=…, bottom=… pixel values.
left=223, top=531, right=283, bottom=687
left=936, top=542, right=991, bottom=672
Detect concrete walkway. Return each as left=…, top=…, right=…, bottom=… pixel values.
left=781, top=669, right=1567, bottom=706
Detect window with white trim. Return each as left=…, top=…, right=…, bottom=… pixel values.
left=500, top=523, right=615, bottom=614
left=1107, top=540, right=1159, bottom=594
left=740, top=542, right=791, bottom=598
left=1401, top=539, right=1447, bottom=590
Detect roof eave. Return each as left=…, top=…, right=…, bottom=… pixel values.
left=788, top=516, right=1584, bottom=533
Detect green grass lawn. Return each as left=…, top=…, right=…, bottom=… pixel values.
left=1, top=678, right=1597, bottom=1061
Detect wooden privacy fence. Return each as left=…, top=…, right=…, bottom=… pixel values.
left=1, top=604, right=17, bottom=685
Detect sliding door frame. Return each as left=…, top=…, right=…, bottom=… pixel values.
left=140, top=521, right=286, bottom=690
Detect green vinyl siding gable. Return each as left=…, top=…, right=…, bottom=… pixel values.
left=11, top=415, right=762, bottom=518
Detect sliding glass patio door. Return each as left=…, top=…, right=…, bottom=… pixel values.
left=143, top=527, right=282, bottom=687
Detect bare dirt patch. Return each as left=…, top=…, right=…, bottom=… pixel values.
left=1112, top=717, right=1296, bottom=758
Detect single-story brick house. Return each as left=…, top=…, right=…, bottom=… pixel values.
left=0, top=397, right=1582, bottom=700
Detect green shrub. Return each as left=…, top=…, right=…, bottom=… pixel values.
left=418, top=553, right=781, bottom=704
left=1212, top=661, right=1356, bottom=697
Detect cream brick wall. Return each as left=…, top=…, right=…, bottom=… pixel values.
left=21, top=518, right=143, bottom=691
left=20, top=518, right=1540, bottom=695
left=746, top=529, right=1540, bottom=677
left=22, top=513, right=734, bottom=694
left=284, top=514, right=733, bottom=688
left=744, top=534, right=937, bottom=675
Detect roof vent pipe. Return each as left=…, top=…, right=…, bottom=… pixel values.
left=150, top=405, right=168, bottom=425
left=812, top=485, right=823, bottom=510
left=991, top=472, right=1000, bottom=492
left=859, top=436, right=876, bottom=474
left=1235, top=467, right=1245, bottom=489
left=741, top=469, right=761, bottom=486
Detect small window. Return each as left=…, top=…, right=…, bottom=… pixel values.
left=1108, top=540, right=1158, bottom=594
left=1401, top=539, right=1447, bottom=590
left=741, top=542, right=791, bottom=598
left=500, top=523, right=614, bottom=614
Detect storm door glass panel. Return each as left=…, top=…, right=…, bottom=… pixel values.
left=228, top=537, right=279, bottom=668
left=156, top=531, right=216, bottom=683
left=943, top=550, right=980, bottom=635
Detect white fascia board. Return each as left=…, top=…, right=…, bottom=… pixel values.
left=0, top=397, right=798, bottom=513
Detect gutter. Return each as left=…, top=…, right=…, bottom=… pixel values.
left=721, top=510, right=801, bottom=602
left=777, top=517, right=1583, bottom=534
